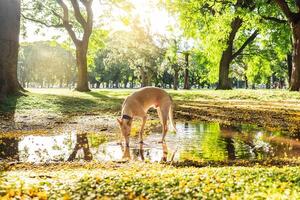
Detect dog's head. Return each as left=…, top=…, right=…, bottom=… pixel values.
left=117, top=118, right=132, bottom=138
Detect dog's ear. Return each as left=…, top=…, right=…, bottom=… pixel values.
left=117, top=118, right=123, bottom=125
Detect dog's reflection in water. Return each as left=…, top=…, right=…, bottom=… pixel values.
left=121, top=143, right=168, bottom=162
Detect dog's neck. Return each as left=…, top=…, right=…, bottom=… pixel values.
left=121, top=104, right=133, bottom=118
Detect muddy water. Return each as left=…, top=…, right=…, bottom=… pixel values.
left=0, top=122, right=300, bottom=163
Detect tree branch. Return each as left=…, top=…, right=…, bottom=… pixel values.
left=70, top=0, right=87, bottom=28
left=232, top=30, right=258, bottom=60
left=273, top=0, right=295, bottom=22
left=228, top=17, right=243, bottom=47
left=260, top=15, right=287, bottom=23
left=51, top=9, right=64, bottom=21
left=201, top=3, right=216, bottom=15
left=57, top=0, right=80, bottom=45
left=21, top=14, right=64, bottom=28
left=82, top=0, right=94, bottom=44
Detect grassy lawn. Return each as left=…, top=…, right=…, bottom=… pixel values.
left=1, top=88, right=300, bottom=114
left=1, top=162, right=300, bottom=199
left=0, top=89, right=125, bottom=114
left=1, top=88, right=300, bottom=134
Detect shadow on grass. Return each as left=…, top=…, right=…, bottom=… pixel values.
left=0, top=91, right=124, bottom=115
left=44, top=93, right=122, bottom=114
left=85, top=91, right=123, bottom=110
left=0, top=94, right=23, bottom=120
left=86, top=91, right=123, bottom=101
left=0, top=96, right=17, bottom=113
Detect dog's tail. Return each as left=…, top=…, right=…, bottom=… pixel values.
left=169, top=98, right=177, bottom=132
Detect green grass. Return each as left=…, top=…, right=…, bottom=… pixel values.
left=0, top=89, right=124, bottom=114
left=1, top=162, right=300, bottom=199
left=1, top=88, right=300, bottom=114
left=167, top=89, right=300, bottom=101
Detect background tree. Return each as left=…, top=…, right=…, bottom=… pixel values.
left=89, top=36, right=137, bottom=88
left=18, top=41, right=76, bottom=88
left=22, top=0, right=94, bottom=91
left=0, top=0, right=24, bottom=100
left=163, top=39, right=182, bottom=90
left=190, top=50, right=211, bottom=88
left=164, top=0, right=259, bottom=89
left=105, top=23, right=165, bottom=87
left=272, top=0, right=300, bottom=91
left=183, top=51, right=190, bottom=89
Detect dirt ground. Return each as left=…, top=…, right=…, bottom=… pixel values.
left=1, top=99, right=300, bottom=136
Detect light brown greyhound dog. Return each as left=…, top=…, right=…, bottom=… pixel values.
left=117, top=87, right=176, bottom=147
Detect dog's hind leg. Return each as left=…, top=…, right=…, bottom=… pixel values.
left=139, top=116, right=147, bottom=144
left=157, top=107, right=163, bottom=125
left=160, top=106, right=170, bottom=143
left=168, top=105, right=177, bottom=132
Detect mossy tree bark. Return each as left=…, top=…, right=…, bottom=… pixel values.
left=0, top=0, right=24, bottom=100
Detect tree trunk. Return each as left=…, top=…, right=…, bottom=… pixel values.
left=173, top=68, right=179, bottom=90
left=244, top=75, right=248, bottom=89
left=290, top=24, right=300, bottom=91
left=140, top=67, right=149, bottom=87
left=183, top=53, right=190, bottom=89
left=59, top=79, right=63, bottom=88
left=279, top=78, right=284, bottom=89
left=75, top=47, right=90, bottom=92
left=216, top=18, right=242, bottom=90
left=287, top=53, right=293, bottom=86
left=217, top=49, right=233, bottom=90
left=130, top=79, right=134, bottom=88
left=266, top=75, right=272, bottom=89
left=0, top=0, right=24, bottom=100
left=130, top=72, right=135, bottom=88
left=96, top=82, right=100, bottom=88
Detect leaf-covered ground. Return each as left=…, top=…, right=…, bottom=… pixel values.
left=1, top=162, right=300, bottom=199
left=1, top=89, right=300, bottom=199
left=1, top=88, right=300, bottom=135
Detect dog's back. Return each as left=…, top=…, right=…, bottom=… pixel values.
left=122, top=87, right=172, bottom=115
left=129, top=87, right=171, bottom=106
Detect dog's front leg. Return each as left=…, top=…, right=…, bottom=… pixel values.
left=139, top=116, right=147, bottom=144
left=117, top=132, right=123, bottom=145
left=124, top=134, right=130, bottom=147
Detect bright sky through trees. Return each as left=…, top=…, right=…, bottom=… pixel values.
left=21, top=0, right=174, bottom=42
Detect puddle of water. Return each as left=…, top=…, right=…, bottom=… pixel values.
left=1, top=122, right=300, bottom=163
